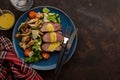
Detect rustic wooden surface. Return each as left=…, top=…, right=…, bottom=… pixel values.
left=0, top=0, right=120, bottom=80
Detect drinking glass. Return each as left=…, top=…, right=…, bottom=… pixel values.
left=10, top=0, right=33, bottom=11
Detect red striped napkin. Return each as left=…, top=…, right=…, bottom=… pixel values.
left=0, top=36, right=43, bottom=80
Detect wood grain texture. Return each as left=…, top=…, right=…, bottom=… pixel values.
left=0, top=0, right=120, bottom=80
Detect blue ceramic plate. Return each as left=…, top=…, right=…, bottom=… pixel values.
left=12, top=6, right=77, bottom=70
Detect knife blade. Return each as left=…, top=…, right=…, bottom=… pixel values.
left=55, top=28, right=78, bottom=80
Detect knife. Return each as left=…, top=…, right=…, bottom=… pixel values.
left=55, top=28, right=78, bottom=80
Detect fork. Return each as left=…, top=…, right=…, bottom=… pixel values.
left=55, top=26, right=71, bottom=80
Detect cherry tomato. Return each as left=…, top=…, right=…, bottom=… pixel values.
left=42, top=52, right=50, bottom=59
left=24, top=48, right=31, bottom=56
left=29, top=11, right=36, bottom=18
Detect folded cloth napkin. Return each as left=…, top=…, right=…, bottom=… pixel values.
left=0, top=36, right=43, bottom=80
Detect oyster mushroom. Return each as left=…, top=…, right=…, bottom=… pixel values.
left=21, top=29, right=31, bottom=36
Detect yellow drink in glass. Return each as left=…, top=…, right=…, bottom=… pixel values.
left=0, top=10, right=15, bottom=30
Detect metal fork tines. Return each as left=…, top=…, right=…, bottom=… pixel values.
left=63, top=27, right=71, bottom=44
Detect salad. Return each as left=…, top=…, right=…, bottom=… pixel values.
left=15, top=7, right=63, bottom=63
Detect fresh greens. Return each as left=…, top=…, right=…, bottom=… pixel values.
left=43, top=7, right=61, bottom=23
left=43, top=7, right=50, bottom=13
left=24, top=37, right=42, bottom=63
left=25, top=51, right=42, bottom=63
left=32, top=38, right=42, bottom=51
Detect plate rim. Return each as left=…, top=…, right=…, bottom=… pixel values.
left=12, top=6, right=77, bottom=70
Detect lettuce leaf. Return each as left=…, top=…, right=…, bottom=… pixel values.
left=24, top=51, right=42, bottom=63
left=43, top=7, right=50, bottom=13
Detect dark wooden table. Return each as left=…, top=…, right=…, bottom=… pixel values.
left=0, top=0, right=120, bottom=80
